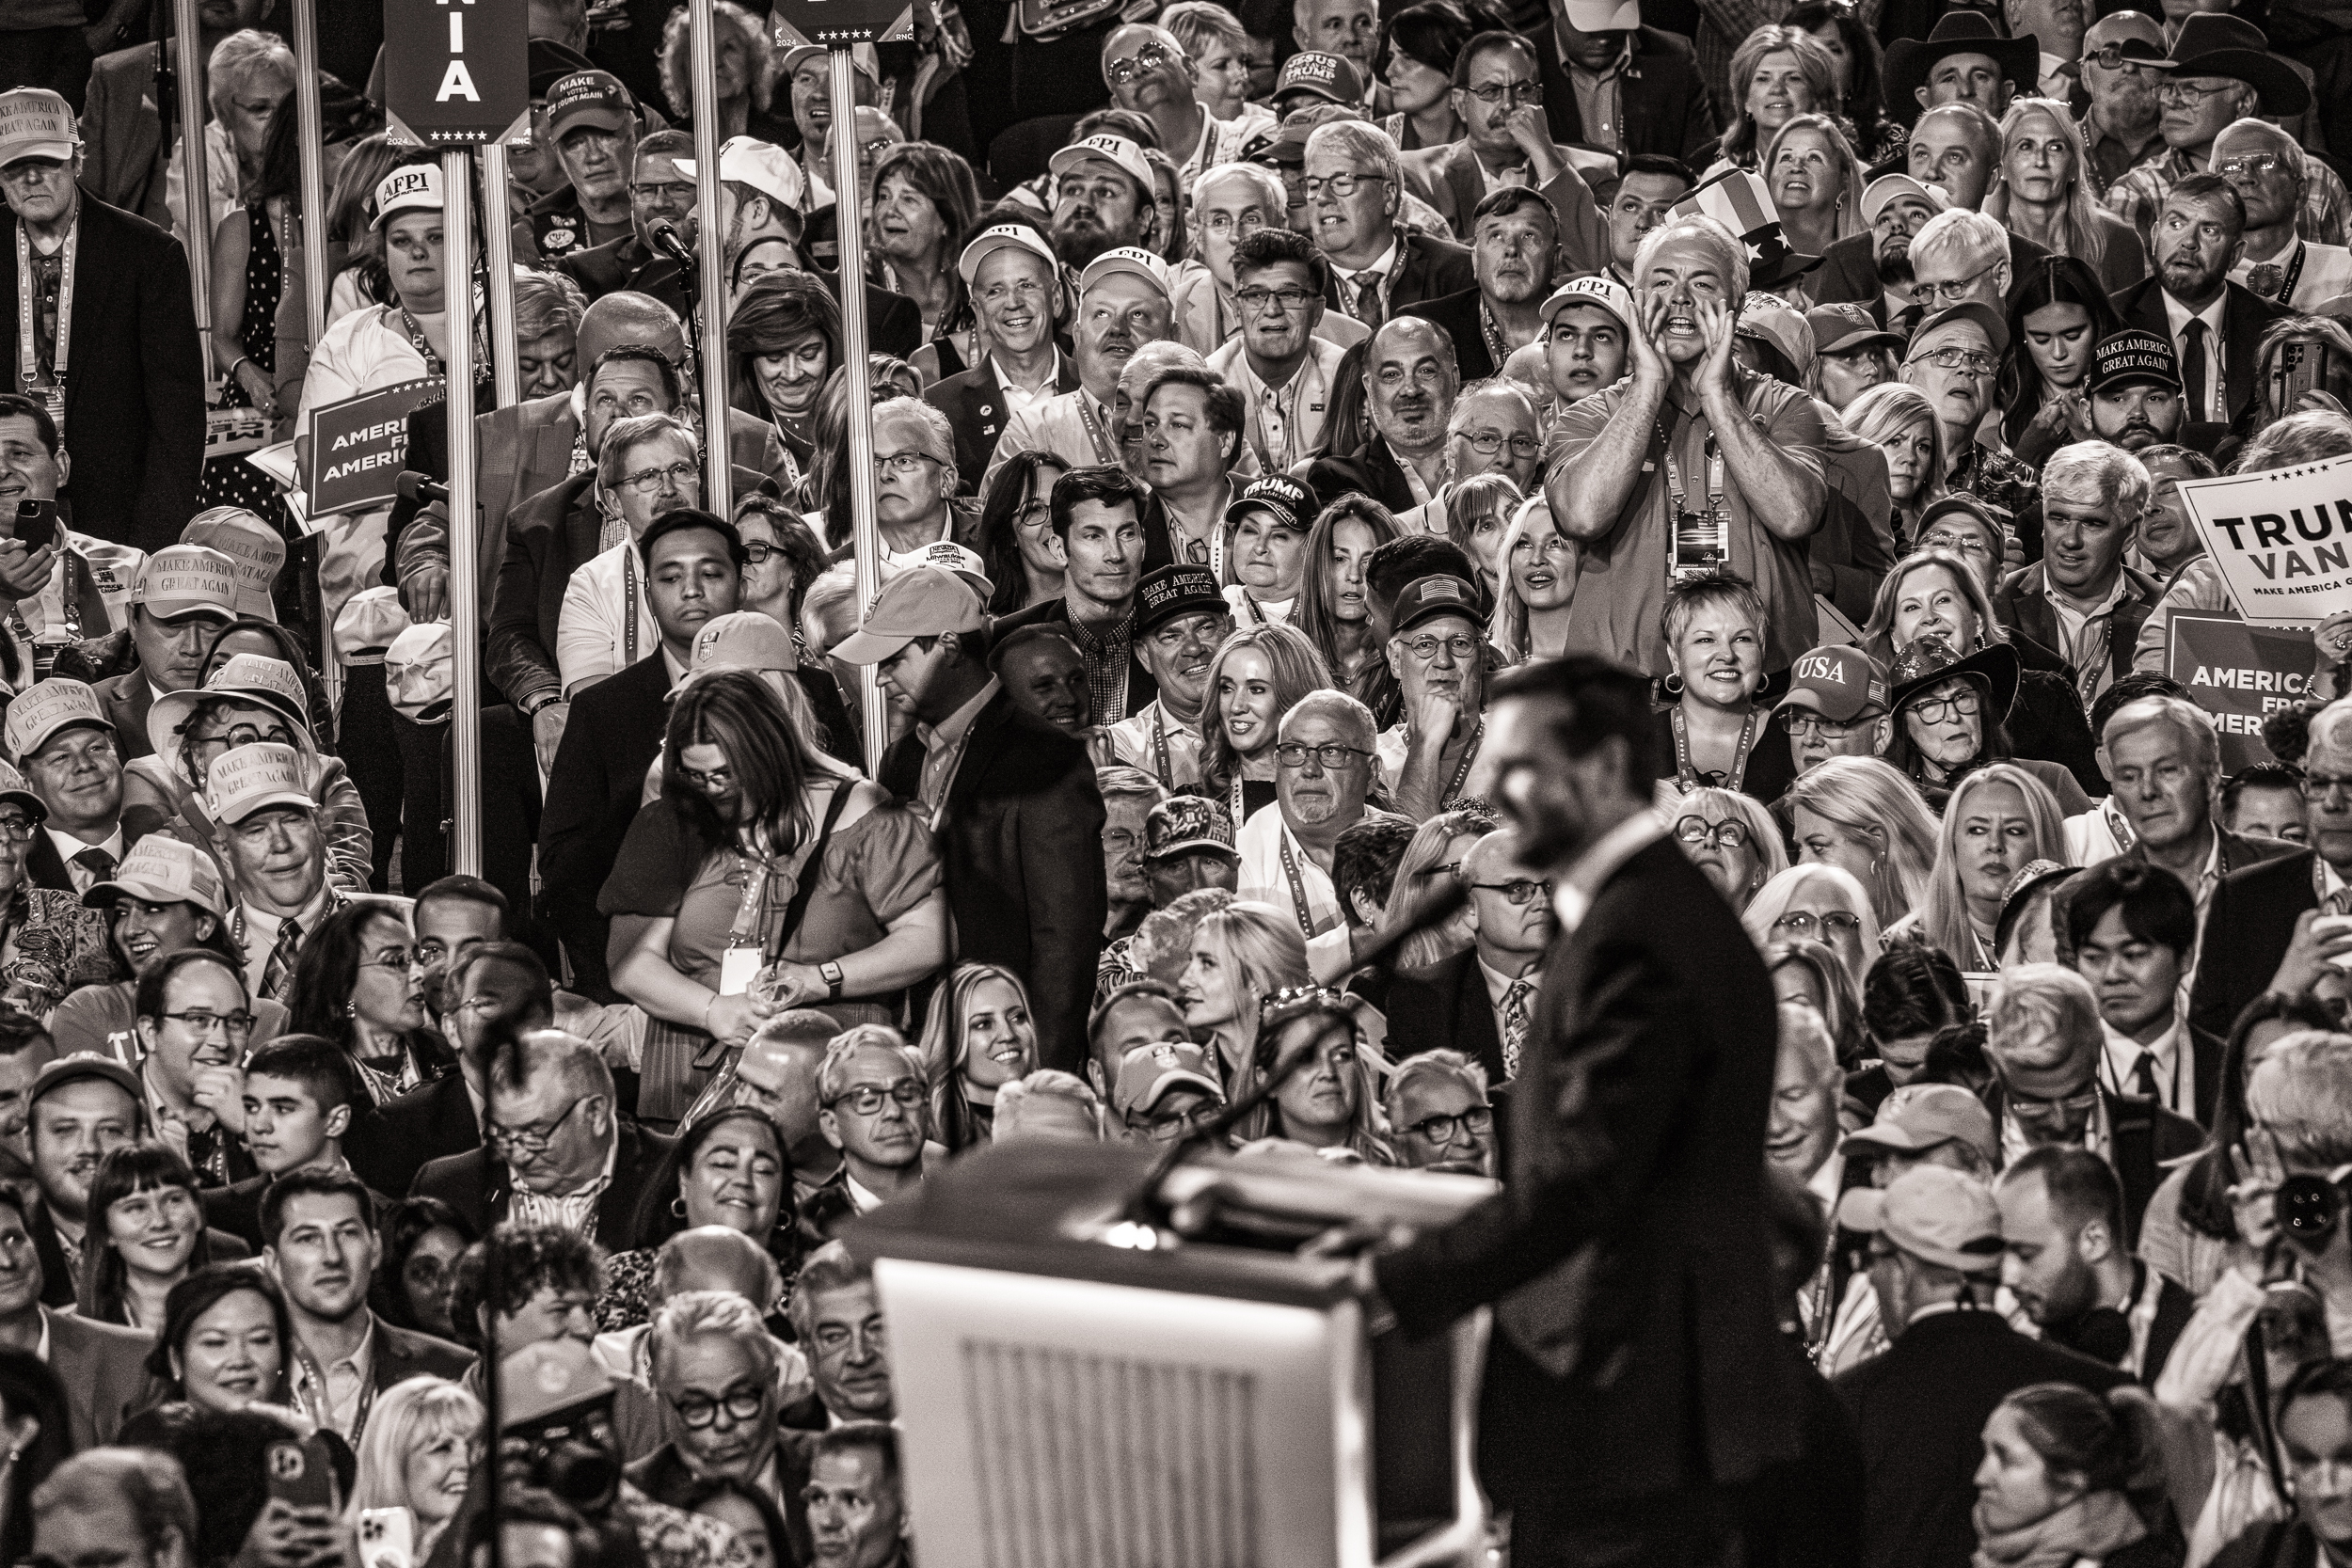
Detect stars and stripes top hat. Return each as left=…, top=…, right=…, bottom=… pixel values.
left=1667, top=168, right=1822, bottom=293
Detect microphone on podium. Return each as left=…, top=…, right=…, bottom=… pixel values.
left=393, top=471, right=448, bottom=505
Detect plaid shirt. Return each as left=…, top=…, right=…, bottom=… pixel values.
left=1065, top=608, right=1136, bottom=723
left=2106, top=144, right=2348, bottom=253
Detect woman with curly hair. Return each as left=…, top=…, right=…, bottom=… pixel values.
left=974, top=451, right=1069, bottom=614
left=657, top=0, right=788, bottom=143
left=728, top=272, right=841, bottom=471
left=286, top=900, right=457, bottom=1104
left=1714, top=27, right=1839, bottom=174
left=870, top=144, right=983, bottom=384
left=916, top=962, right=1039, bottom=1150
left=369, top=1196, right=474, bottom=1340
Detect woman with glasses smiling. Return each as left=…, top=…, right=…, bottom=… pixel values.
left=975, top=452, right=1070, bottom=614
left=285, top=898, right=454, bottom=1106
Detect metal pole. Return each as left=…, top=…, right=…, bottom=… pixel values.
left=480, top=142, right=521, bottom=406
left=830, top=53, right=883, bottom=773
left=172, top=0, right=213, bottom=380
left=442, top=148, right=483, bottom=876
left=291, top=0, right=327, bottom=347
left=688, top=0, right=731, bottom=516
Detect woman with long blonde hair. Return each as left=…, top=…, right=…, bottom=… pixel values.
left=916, top=962, right=1040, bottom=1151
left=1841, top=382, right=1947, bottom=555
left=1775, top=756, right=1940, bottom=927
left=1983, top=99, right=2147, bottom=293
left=1445, top=472, right=1519, bottom=600
left=1899, top=762, right=2069, bottom=971
left=1378, top=804, right=1501, bottom=971
left=1180, top=901, right=1311, bottom=1084
left=1487, top=492, right=1575, bottom=666
left=1760, top=113, right=1866, bottom=268
left=344, top=1378, right=483, bottom=1562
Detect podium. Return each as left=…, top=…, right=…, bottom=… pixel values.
left=848, top=1140, right=1497, bottom=1568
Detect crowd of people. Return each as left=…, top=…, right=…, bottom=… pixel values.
left=0, top=0, right=2344, bottom=1558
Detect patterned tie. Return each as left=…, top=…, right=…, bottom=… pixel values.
left=72, top=847, right=114, bottom=885
left=2180, top=318, right=2209, bottom=422
left=1501, top=978, right=1534, bottom=1080
left=262, top=917, right=302, bottom=1002
left=1351, top=271, right=1382, bottom=327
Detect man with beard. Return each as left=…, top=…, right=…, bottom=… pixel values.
left=2078, top=11, right=2166, bottom=197
left=986, top=248, right=1174, bottom=493
left=1401, top=34, right=1581, bottom=241
left=1402, top=187, right=1558, bottom=383
left=1304, top=315, right=1459, bottom=513
left=1044, top=133, right=1158, bottom=271
left=2110, top=175, right=2292, bottom=432
left=1102, top=24, right=1254, bottom=182
left=1305, top=119, right=1472, bottom=329
left=2216, top=118, right=2352, bottom=309
left=1176, top=166, right=1367, bottom=357
left=1996, top=1145, right=2191, bottom=1382
left=515, top=71, right=639, bottom=264
left=2083, top=330, right=2185, bottom=453
left=1206, top=225, right=1351, bottom=473
left=1109, top=566, right=1231, bottom=792
left=1994, top=441, right=2161, bottom=707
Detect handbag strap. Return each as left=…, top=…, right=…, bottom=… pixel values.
left=768, top=782, right=853, bottom=963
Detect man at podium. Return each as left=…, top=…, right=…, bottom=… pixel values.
left=1365, top=655, right=1803, bottom=1566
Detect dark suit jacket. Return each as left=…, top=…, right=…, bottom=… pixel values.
left=629, top=255, right=923, bottom=361
left=878, top=689, right=1105, bottom=1073
left=1320, top=230, right=1476, bottom=327
left=1833, top=1309, right=2127, bottom=1568
left=1301, top=436, right=1422, bottom=515
left=343, top=1072, right=480, bottom=1202
left=991, top=595, right=1159, bottom=721
left=631, top=1438, right=817, bottom=1567
left=1382, top=948, right=1508, bottom=1087
left=49, top=1305, right=167, bottom=1449
left=24, top=823, right=142, bottom=894
left=557, top=233, right=660, bottom=301
left=408, top=1120, right=675, bottom=1249
left=2191, top=848, right=2324, bottom=1043
left=1399, top=286, right=1500, bottom=383
left=1812, top=229, right=2054, bottom=319
left=2110, top=277, right=2294, bottom=431
left=538, top=649, right=673, bottom=994
left=925, top=354, right=1084, bottom=495
left=1985, top=1082, right=2203, bottom=1247
left=76, top=38, right=180, bottom=227
left=1534, top=25, right=1719, bottom=164
left=0, top=196, right=203, bottom=553
left=369, top=1313, right=475, bottom=1395
left=1994, top=562, right=2164, bottom=689
left=1375, top=833, right=1800, bottom=1506
left=91, top=669, right=154, bottom=760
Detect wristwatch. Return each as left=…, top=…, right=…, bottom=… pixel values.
left=820, top=960, right=846, bottom=1000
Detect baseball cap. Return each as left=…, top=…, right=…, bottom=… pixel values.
left=833, top=566, right=984, bottom=665
left=501, top=1338, right=622, bottom=1430
left=1911, top=300, right=2010, bottom=362
left=27, top=1053, right=141, bottom=1113
left=203, top=742, right=313, bottom=828
left=4, top=678, right=109, bottom=764
left=1834, top=1164, right=2005, bottom=1275
left=691, top=611, right=796, bottom=675
left=903, top=541, right=993, bottom=601
left=385, top=622, right=453, bottom=725
left=1112, top=1039, right=1225, bottom=1117
left=1222, top=475, right=1314, bottom=537
left=370, top=165, right=442, bottom=230
left=1806, top=302, right=1904, bottom=356
left=1861, top=174, right=1950, bottom=230
left=1273, top=51, right=1364, bottom=106
left=1780, top=644, right=1889, bottom=723
left=545, top=71, right=634, bottom=137
left=1541, top=275, right=1635, bottom=333
left=2086, top=328, right=2183, bottom=396
left=148, top=654, right=312, bottom=764
left=1735, top=292, right=1815, bottom=374
left=1563, top=0, right=1640, bottom=29
left=0, top=761, right=40, bottom=824
left=1078, top=245, right=1173, bottom=306
left=675, top=136, right=804, bottom=214
left=335, top=586, right=411, bottom=669
left=1142, top=794, right=1235, bottom=863
left=181, top=508, right=283, bottom=622
left=83, top=835, right=228, bottom=919
left=1391, top=574, right=1482, bottom=638
left=1048, top=134, right=1154, bottom=197
left=957, top=223, right=1059, bottom=288
left=778, top=42, right=882, bottom=81
left=0, top=89, right=77, bottom=166
left=1134, top=565, right=1227, bottom=639
left=1841, top=1083, right=1999, bottom=1165
left=133, top=545, right=240, bottom=624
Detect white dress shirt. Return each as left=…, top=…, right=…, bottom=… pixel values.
left=2229, top=237, right=2352, bottom=311
left=2100, top=1014, right=2188, bottom=1116
left=1108, top=698, right=1206, bottom=791
left=2161, top=289, right=2230, bottom=424
left=47, top=825, right=124, bottom=892
left=1334, top=237, right=1401, bottom=325
left=236, top=886, right=339, bottom=999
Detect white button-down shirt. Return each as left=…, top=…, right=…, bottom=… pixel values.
left=2101, top=1014, right=2188, bottom=1116
left=1108, top=698, right=1206, bottom=791
left=1236, top=800, right=1344, bottom=939
left=2162, top=289, right=2230, bottom=424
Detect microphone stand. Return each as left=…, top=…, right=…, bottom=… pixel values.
left=651, top=221, right=704, bottom=402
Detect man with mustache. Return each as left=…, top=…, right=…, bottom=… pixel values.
left=1399, top=33, right=1581, bottom=242
left=1110, top=566, right=1232, bottom=792
left=1994, top=442, right=2162, bottom=709
left=2083, top=330, right=2185, bottom=453
left=985, top=248, right=1175, bottom=495
left=1102, top=24, right=1254, bottom=182
left=2077, top=12, right=2166, bottom=197
left=1304, top=314, right=1460, bottom=513
left=1402, top=186, right=1560, bottom=383
left=2110, top=175, right=2291, bottom=432
left=1045, top=133, right=1157, bottom=272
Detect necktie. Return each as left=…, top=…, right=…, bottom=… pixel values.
left=2180, top=318, right=2209, bottom=421
left=72, top=847, right=114, bottom=885
left=1351, top=271, right=1382, bottom=327
left=1501, top=978, right=1533, bottom=1080
left=262, top=917, right=302, bottom=1002
left=2131, top=1052, right=2160, bottom=1104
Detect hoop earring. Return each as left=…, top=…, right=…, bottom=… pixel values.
left=1662, top=672, right=1685, bottom=697
left=671, top=1197, right=689, bottom=1219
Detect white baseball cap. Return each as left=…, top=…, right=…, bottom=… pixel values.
left=203, top=742, right=314, bottom=827
left=1048, top=134, right=1154, bottom=197
left=4, top=678, right=108, bottom=764
left=1562, top=0, right=1639, bottom=29
left=1541, top=275, right=1636, bottom=333
left=957, top=223, right=1060, bottom=288
left=83, top=836, right=227, bottom=919
left=675, top=135, right=805, bottom=214
left=372, top=165, right=443, bottom=229
left=1861, top=173, right=1951, bottom=229
left=1079, top=245, right=1173, bottom=306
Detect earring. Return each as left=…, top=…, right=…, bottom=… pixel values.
left=343, top=1001, right=357, bottom=1019
left=671, top=1196, right=689, bottom=1219
left=1662, top=672, right=1685, bottom=697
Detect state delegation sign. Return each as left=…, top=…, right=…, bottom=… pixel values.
left=305, top=377, right=445, bottom=517
left=2176, top=456, right=2352, bottom=626
left=2166, top=610, right=2317, bottom=771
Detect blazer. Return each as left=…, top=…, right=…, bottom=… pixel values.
left=90, top=669, right=154, bottom=761
left=1374, top=834, right=1801, bottom=1508
left=1300, top=436, right=1423, bottom=516
left=1534, top=24, right=1719, bottom=165
left=1833, top=1309, right=2127, bottom=1568
left=76, top=39, right=180, bottom=227
left=2190, top=847, right=2325, bottom=1043
left=24, top=822, right=142, bottom=895
left=1381, top=947, right=1508, bottom=1088
left=49, top=1306, right=167, bottom=1450
left=369, top=1312, right=475, bottom=1394
left=878, top=689, right=1105, bottom=1073
left=0, top=196, right=204, bottom=553
left=408, top=1120, right=675, bottom=1249
left=1811, top=229, right=2054, bottom=319
left=1398, top=286, right=1502, bottom=383
left=1994, top=562, right=2165, bottom=689
left=1319, top=228, right=1476, bottom=326
left=991, top=595, right=1159, bottom=721
left=344, top=1071, right=480, bottom=1202
left=925, top=355, right=1084, bottom=495
left=2110, top=276, right=2294, bottom=431
left=537, top=649, right=674, bottom=995
left=1983, top=1081, right=2203, bottom=1247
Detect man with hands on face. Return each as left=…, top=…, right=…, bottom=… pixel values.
left=133, top=950, right=261, bottom=1190
left=1545, top=213, right=1827, bottom=678
left=1401, top=33, right=1588, bottom=244
left=1375, top=575, right=1488, bottom=824
left=1109, top=565, right=1233, bottom=792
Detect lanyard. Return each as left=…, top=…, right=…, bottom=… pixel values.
left=291, top=1332, right=376, bottom=1443
left=1443, top=719, right=1485, bottom=806
left=727, top=847, right=775, bottom=954
left=1276, top=827, right=1323, bottom=940
left=1076, top=396, right=1120, bottom=465
left=1230, top=771, right=1245, bottom=829
left=622, top=549, right=640, bottom=666
left=15, top=221, right=72, bottom=431
left=1670, top=706, right=1757, bottom=793
left=1240, top=593, right=1267, bottom=626
left=1477, top=299, right=1509, bottom=370
left=1658, top=413, right=1727, bottom=583
left=1151, top=704, right=1172, bottom=788
left=395, top=307, right=442, bottom=375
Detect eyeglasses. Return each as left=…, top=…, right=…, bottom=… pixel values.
left=617, top=460, right=697, bottom=495
left=1906, top=689, right=1982, bottom=723
left=1469, top=878, right=1553, bottom=906
left=485, top=1099, right=583, bottom=1155
left=2217, top=152, right=2290, bottom=179
left=1772, top=911, right=1864, bottom=939
left=1459, top=429, right=1541, bottom=457
left=1105, top=40, right=1178, bottom=83
left=1405, top=1104, right=1494, bottom=1144
left=1465, top=77, right=1542, bottom=104
left=1780, top=709, right=1876, bottom=737
left=875, top=451, right=941, bottom=476
left=1907, top=344, right=1998, bottom=375
left=1140, top=1102, right=1220, bottom=1143
left=0, top=813, right=31, bottom=844
left=2302, top=773, right=2352, bottom=802
left=2156, top=79, right=2231, bottom=106
left=1273, top=740, right=1372, bottom=769
left=630, top=181, right=695, bottom=202
left=2083, top=42, right=2148, bottom=71
left=825, top=1078, right=926, bottom=1116
left=669, top=1384, right=767, bottom=1429
left=1400, top=632, right=1480, bottom=662
left=1202, top=212, right=1266, bottom=237
left=160, top=1009, right=255, bottom=1037
left=677, top=761, right=735, bottom=792
left=194, top=722, right=295, bottom=752
left=1301, top=171, right=1387, bottom=198
left=1235, top=285, right=1318, bottom=312
left=740, top=540, right=780, bottom=564
left=1675, top=816, right=1750, bottom=849
left=2012, top=1086, right=2100, bottom=1119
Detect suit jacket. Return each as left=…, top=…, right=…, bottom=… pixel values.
left=557, top=233, right=660, bottom=301
left=991, top=595, right=1159, bottom=721
left=1398, top=286, right=1501, bottom=383
left=0, top=196, right=203, bottom=553
left=538, top=650, right=673, bottom=994
left=2191, top=847, right=2324, bottom=1043
left=408, top=1120, right=675, bottom=1249
left=1833, top=1309, right=2127, bottom=1568
left=1374, top=832, right=1800, bottom=1506
left=49, top=1306, right=167, bottom=1450
left=1994, top=562, right=2164, bottom=689
left=1301, top=436, right=1422, bottom=515
left=925, top=354, right=1084, bottom=495
left=343, top=1071, right=480, bottom=1202
left=1381, top=948, right=1508, bottom=1087
left=90, top=669, right=154, bottom=761
left=2110, top=276, right=2294, bottom=430
left=1534, top=25, right=1719, bottom=164
left=369, top=1313, right=475, bottom=1395
left=878, top=689, right=1105, bottom=1073
left=1320, top=229, right=1476, bottom=326
left=24, top=822, right=143, bottom=894
left=1983, top=1082, right=2203, bottom=1247
left=76, top=39, right=179, bottom=227
left=1812, top=229, right=2054, bottom=319
left=631, top=1438, right=817, bottom=1567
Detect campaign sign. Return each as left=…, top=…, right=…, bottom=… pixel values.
left=2176, top=456, right=2352, bottom=626
left=2166, top=610, right=2318, bottom=770
left=305, top=378, right=444, bottom=518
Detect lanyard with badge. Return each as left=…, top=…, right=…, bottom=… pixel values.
left=1658, top=414, right=1728, bottom=583
left=1443, top=718, right=1485, bottom=806
left=1670, top=706, right=1757, bottom=793
left=1076, top=396, right=1121, bottom=465
left=292, top=1335, right=376, bottom=1443
left=16, top=221, right=72, bottom=431
left=1151, top=705, right=1174, bottom=788
left=717, top=847, right=778, bottom=998
left=1277, top=827, right=1323, bottom=940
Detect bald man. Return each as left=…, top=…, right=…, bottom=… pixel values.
left=1303, top=315, right=1459, bottom=512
